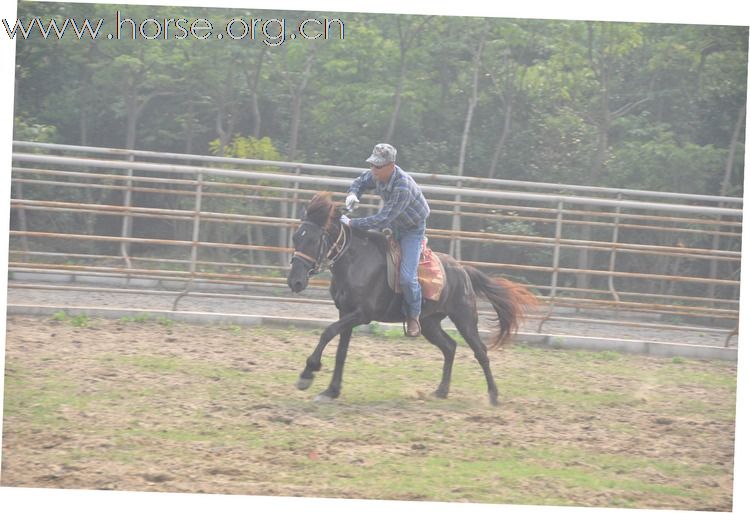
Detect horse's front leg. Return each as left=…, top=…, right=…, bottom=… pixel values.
left=315, top=326, right=353, bottom=401
left=296, top=310, right=363, bottom=392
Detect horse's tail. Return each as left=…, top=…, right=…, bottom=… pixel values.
left=464, top=266, right=538, bottom=349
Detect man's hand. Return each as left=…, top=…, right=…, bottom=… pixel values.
left=340, top=215, right=351, bottom=226
left=345, top=194, right=360, bottom=210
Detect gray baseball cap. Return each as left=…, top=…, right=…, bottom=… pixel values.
left=365, top=143, right=397, bottom=167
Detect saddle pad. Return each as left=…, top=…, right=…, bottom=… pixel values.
left=385, top=235, right=445, bottom=302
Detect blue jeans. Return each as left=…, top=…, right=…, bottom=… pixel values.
left=397, top=223, right=425, bottom=319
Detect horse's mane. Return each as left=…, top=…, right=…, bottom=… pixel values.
left=306, top=192, right=336, bottom=229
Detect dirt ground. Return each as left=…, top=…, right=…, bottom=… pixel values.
left=1, top=314, right=738, bottom=510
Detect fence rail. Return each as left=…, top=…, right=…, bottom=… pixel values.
left=8, top=141, right=743, bottom=346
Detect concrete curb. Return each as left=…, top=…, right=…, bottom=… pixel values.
left=5, top=304, right=738, bottom=362
left=519, top=333, right=737, bottom=361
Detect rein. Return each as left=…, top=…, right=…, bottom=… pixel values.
left=292, top=220, right=351, bottom=276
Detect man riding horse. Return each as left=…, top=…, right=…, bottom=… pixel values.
left=340, top=143, right=429, bottom=337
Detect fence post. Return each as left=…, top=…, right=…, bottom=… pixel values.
left=449, top=182, right=462, bottom=260
left=120, top=153, right=134, bottom=272
left=608, top=194, right=622, bottom=314
left=172, top=171, right=203, bottom=310
left=14, top=180, right=30, bottom=258
left=288, top=166, right=302, bottom=251
left=537, top=199, right=564, bottom=332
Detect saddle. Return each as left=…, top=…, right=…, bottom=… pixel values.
left=383, top=230, right=445, bottom=302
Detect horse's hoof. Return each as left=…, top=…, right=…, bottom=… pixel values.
left=489, top=394, right=500, bottom=407
left=314, top=393, right=335, bottom=403
left=431, top=389, right=449, bottom=399
left=297, top=377, right=314, bottom=390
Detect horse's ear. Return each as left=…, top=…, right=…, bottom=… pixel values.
left=299, top=206, right=307, bottom=220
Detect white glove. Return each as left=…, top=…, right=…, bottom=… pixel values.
left=345, top=194, right=360, bottom=210
left=340, top=215, right=351, bottom=226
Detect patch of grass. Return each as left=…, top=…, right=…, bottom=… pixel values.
left=221, top=324, right=243, bottom=335
left=3, top=366, right=91, bottom=426
left=119, top=313, right=152, bottom=324
left=508, top=379, right=633, bottom=408
left=550, top=336, right=565, bottom=349
left=595, top=350, right=621, bottom=361
left=107, top=354, right=250, bottom=383
left=156, top=316, right=175, bottom=327
left=123, top=427, right=229, bottom=443
left=51, top=311, right=90, bottom=328
left=70, top=314, right=90, bottom=327
left=117, top=313, right=175, bottom=327
left=367, top=322, right=467, bottom=345
left=516, top=344, right=735, bottom=393
left=278, top=449, right=701, bottom=505
left=369, top=322, right=404, bottom=339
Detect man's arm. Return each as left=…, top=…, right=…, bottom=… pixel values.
left=348, top=170, right=376, bottom=198
left=350, top=187, right=410, bottom=231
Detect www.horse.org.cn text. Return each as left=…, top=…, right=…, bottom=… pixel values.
left=3, top=11, right=346, bottom=46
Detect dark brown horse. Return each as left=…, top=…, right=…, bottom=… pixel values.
left=287, top=192, right=537, bottom=405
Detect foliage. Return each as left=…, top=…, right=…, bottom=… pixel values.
left=11, top=3, right=747, bottom=284
left=13, top=4, right=745, bottom=193
left=210, top=135, right=283, bottom=162
left=13, top=117, right=58, bottom=143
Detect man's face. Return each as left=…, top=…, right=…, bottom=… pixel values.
left=371, top=162, right=395, bottom=183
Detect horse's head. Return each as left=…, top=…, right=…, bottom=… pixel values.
left=287, top=192, right=338, bottom=293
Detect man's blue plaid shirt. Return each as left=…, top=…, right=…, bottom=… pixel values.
left=348, top=165, right=430, bottom=232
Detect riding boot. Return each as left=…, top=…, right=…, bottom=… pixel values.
left=405, top=317, right=421, bottom=337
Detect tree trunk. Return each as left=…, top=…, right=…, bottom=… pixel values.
left=577, top=23, right=611, bottom=292
left=80, top=96, right=89, bottom=147
left=450, top=35, right=485, bottom=260
left=281, top=47, right=319, bottom=265
left=215, top=95, right=234, bottom=156
left=214, top=66, right=238, bottom=156
left=245, top=46, right=267, bottom=139
left=121, top=88, right=167, bottom=263
left=77, top=74, right=97, bottom=237
left=707, top=101, right=745, bottom=304
left=184, top=99, right=194, bottom=156
left=383, top=55, right=407, bottom=142
left=287, top=48, right=318, bottom=160
left=120, top=90, right=138, bottom=266
left=575, top=123, right=609, bottom=291
left=486, top=49, right=521, bottom=180
left=488, top=100, right=512, bottom=179
left=384, top=17, right=432, bottom=142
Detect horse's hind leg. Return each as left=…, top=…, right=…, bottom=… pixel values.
left=449, top=310, right=500, bottom=406
left=421, top=315, right=457, bottom=399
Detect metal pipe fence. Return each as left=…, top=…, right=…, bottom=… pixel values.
left=12, top=141, right=743, bottom=205
left=8, top=141, right=743, bottom=346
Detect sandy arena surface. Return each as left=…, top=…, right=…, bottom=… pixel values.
left=1, top=314, right=737, bottom=509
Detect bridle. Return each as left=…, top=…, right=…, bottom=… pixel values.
left=291, top=220, right=351, bottom=276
